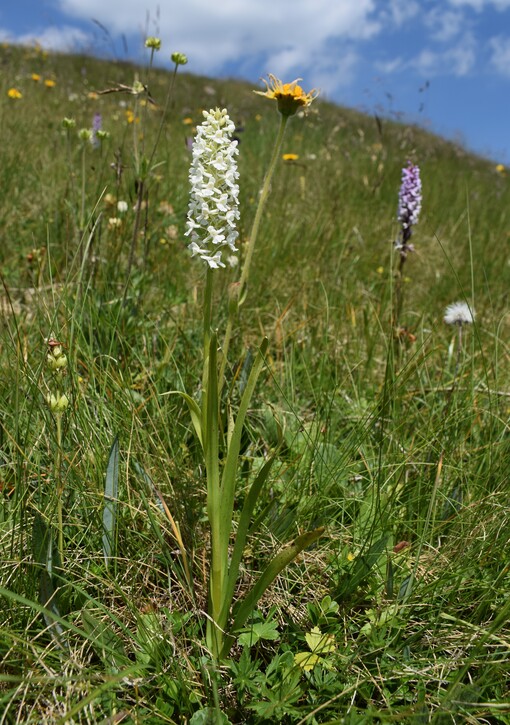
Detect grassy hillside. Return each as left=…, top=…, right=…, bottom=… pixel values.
left=1, top=42, right=509, bottom=724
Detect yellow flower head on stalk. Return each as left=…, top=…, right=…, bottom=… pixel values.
left=282, top=153, right=299, bottom=161
left=44, top=79, right=56, bottom=88
left=7, top=88, right=22, bottom=99
left=254, top=74, right=318, bottom=116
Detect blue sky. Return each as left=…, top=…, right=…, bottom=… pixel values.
left=1, top=0, right=509, bottom=163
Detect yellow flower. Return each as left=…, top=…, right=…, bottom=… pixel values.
left=87, top=91, right=99, bottom=100
left=496, top=163, right=506, bottom=175
left=282, top=153, right=299, bottom=161
left=254, top=74, right=318, bottom=116
left=7, top=88, right=22, bottom=99
left=31, top=73, right=41, bottom=82
left=182, top=117, right=194, bottom=125
left=125, top=109, right=139, bottom=124
left=44, top=79, right=56, bottom=88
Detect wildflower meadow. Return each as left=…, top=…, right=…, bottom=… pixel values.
left=1, top=40, right=510, bottom=724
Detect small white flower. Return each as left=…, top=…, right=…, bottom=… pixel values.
left=444, top=301, right=475, bottom=326
left=185, top=108, right=240, bottom=269
left=117, top=200, right=128, bottom=213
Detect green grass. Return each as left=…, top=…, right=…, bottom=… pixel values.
left=1, top=41, right=510, bottom=724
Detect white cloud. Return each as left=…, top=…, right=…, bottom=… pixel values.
left=425, top=8, right=466, bottom=41
left=0, top=25, right=93, bottom=53
left=448, top=0, right=510, bottom=9
left=375, top=57, right=403, bottom=74
left=308, top=50, right=361, bottom=95
left=54, top=0, right=380, bottom=77
left=489, top=35, right=510, bottom=74
left=14, top=0, right=376, bottom=99
left=384, top=0, right=420, bottom=26
left=412, top=33, right=476, bottom=75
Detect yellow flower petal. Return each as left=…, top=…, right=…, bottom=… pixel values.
left=254, top=74, right=318, bottom=116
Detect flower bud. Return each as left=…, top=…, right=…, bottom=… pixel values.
left=47, top=393, right=69, bottom=413
left=145, top=37, right=161, bottom=50
left=47, top=338, right=68, bottom=373
left=171, top=52, right=188, bottom=66
left=79, top=128, right=92, bottom=142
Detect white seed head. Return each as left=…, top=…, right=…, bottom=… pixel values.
left=444, top=301, right=475, bottom=326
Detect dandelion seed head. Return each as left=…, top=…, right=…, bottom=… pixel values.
left=444, top=301, right=475, bottom=326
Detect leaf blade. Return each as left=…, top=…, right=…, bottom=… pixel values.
left=102, top=435, right=119, bottom=568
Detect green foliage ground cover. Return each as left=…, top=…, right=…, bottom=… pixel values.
left=0, top=42, right=510, bottom=723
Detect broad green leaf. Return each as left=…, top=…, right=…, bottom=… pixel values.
left=81, top=602, right=128, bottom=670
left=219, top=338, right=268, bottom=560
left=189, top=709, right=231, bottom=725
left=102, top=435, right=119, bottom=568
left=165, top=391, right=203, bottom=449
left=334, top=534, right=389, bottom=601
left=134, top=462, right=192, bottom=590
left=222, top=526, right=325, bottom=658
left=32, top=515, right=67, bottom=649
left=220, top=455, right=276, bottom=627
left=305, top=626, right=336, bottom=654
left=237, top=618, right=280, bottom=648
left=294, top=651, right=322, bottom=671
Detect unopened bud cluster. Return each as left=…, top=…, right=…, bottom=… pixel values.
left=145, top=36, right=161, bottom=50
left=171, top=52, right=188, bottom=66
left=46, top=338, right=69, bottom=414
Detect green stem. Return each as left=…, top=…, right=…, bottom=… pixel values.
left=80, top=142, right=87, bottom=233
left=140, top=49, right=155, bottom=161
left=218, top=284, right=238, bottom=394
left=219, top=112, right=288, bottom=387
left=203, top=266, right=213, bottom=360
left=132, top=95, right=140, bottom=176
left=393, top=253, right=406, bottom=332
left=238, top=113, right=288, bottom=304
left=122, top=178, right=145, bottom=304
left=200, top=269, right=224, bottom=657
left=147, top=63, right=179, bottom=172
left=203, top=333, right=223, bottom=658
left=55, top=412, right=64, bottom=562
